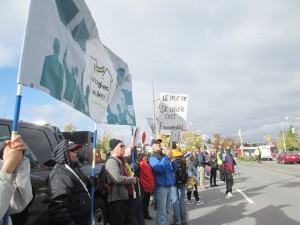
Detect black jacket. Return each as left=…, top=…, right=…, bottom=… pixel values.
left=46, top=141, right=90, bottom=225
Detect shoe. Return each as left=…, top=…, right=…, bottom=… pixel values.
left=210, top=184, right=213, bottom=187
left=170, top=223, right=180, bottom=225
left=181, top=223, right=188, bottom=225
left=225, top=194, right=231, bottom=199
left=200, top=186, right=207, bottom=190
left=214, top=184, right=219, bottom=187
left=187, top=200, right=194, bottom=205
left=196, top=200, right=204, bottom=205
left=228, top=192, right=234, bottom=197
left=144, top=215, right=153, bottom=220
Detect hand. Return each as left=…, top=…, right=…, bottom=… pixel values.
left=166, top=150, right=173, bottom=158
left=2, top=135, right=27, bottom=174
left=129, top=142, right=135, bottom=149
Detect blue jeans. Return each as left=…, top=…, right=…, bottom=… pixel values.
left=171, top=184, right=187, bottom=224
left=156, top=186, right=171, bottom=225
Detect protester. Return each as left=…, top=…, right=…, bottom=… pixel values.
left=197, top=148, right=207, bottom=189
left=217, top=147, right=225, bottom=182
left=149, top=138, right=177, bottom=225
left=185, top=151, right=203, bottom=206
left=0, top=135, right=33, bottom=225
left=105, top=139, right=137, bottom=225
left=209, top=151, right=218, bottom=187
left=170, top=148, right=187, bottom=225
left=223, top=147, right=237, bottom=198
left=47, top=140, right=91, bottom=225
left=138, top=153, right=155, bottom=220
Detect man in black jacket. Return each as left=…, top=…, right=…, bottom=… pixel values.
left=46, top=140, right=91, bottom=225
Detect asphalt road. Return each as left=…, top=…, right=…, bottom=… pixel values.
left=145, top=160, right=300, bottom=225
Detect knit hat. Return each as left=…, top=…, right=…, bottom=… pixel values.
left=109, top=139, right=122, bottom=150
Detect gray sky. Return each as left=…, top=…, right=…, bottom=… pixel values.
left=1, top=0, right=300, bottom=144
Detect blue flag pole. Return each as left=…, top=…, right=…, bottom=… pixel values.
left=3, top=84, right=23, bottom=225
left=90, top=123, right=97, bottom=225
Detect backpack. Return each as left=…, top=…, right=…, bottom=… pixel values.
left=175, top=158, right=188, bottom=184
left=97, top=157, right=118, bottom=198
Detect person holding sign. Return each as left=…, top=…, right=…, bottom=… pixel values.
left=149, top=138, right=178, bottom=225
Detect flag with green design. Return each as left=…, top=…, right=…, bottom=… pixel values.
left=18, top=0, right=135, bottom=125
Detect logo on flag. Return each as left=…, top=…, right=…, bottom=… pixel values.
left=17, top=0, right=135, bottom=125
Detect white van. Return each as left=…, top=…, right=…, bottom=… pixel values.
left=259, top=145, right=275, bottom=161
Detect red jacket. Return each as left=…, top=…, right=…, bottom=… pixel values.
left=139, top=160, right=155, bottom=192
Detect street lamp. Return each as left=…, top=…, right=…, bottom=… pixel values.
left=280, top=118, right=287, bottom=152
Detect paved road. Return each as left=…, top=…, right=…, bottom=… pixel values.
left=145, top=160, right=300, bottom=225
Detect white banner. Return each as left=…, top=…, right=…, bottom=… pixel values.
left=158, top=93, right=189, bottom=131
left=17, top=0, right=135, bottom=125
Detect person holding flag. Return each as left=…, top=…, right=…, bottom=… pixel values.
left=0, top=135, right=32, bottom=225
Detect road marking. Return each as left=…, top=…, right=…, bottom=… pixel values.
left=237, top=188, right=255, bottom=204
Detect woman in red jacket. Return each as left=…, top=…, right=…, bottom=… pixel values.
left=139, top=153, right=155, bottom=220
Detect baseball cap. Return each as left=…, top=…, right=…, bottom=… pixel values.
left=67, top=141, right=82, bottom=151
left=151, top=138, right=162, bottom=145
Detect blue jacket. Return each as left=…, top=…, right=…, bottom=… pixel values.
left=149, top=152, right=178, bottom=187
left=197, top=153, right=206, bottom=167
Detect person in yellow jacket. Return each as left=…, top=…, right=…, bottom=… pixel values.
left=216, top=148, right=225, bottom=182
left=255, top=148, right=261, bottom=163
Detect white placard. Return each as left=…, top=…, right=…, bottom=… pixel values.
left=159, top=93, right=188, bottom=131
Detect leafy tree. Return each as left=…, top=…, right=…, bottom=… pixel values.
left=64, top=123, right=77, bottom=132
left=96, top=133, right=112, bottom=153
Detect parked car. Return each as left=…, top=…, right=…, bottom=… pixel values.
left=277, top=151, right=300, bottom=164
left=0, top=118, right=107, bottom=225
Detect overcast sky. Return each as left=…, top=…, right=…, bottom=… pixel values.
left=1, top=0, right=300, bottom=145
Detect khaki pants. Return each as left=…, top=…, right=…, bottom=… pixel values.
left=198, top=166, right=205, bottom=188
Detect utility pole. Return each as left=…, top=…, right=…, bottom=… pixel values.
left=152, top=77, right=157, bottom=137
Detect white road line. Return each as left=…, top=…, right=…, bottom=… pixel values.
left=237, top=188, right=255, bottom=204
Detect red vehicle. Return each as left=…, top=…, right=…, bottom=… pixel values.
left=277, top=151, right=300, bottom=164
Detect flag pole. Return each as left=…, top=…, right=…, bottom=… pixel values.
left=3, top=84, right=23, bottom=225
left=90, top=123, right=97, bottom=225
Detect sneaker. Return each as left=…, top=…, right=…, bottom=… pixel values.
left=196, top=200, right=204, bottom=205
left=214, top=184, right=219, bottom=187
left=225, top=194, right=231, bottom=199
left=228, top=192, right=234, bottom=197
left=187, top=200, right=194, bottom=205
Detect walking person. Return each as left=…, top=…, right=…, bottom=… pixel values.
left=209, top=151, right=218, bottom=187
left=0, top=135, right=32, bottom=225
left=255, top=148, right=261, bottom=163
left=184, top=151, right=203, bottom=206
left=170, top=148, right=187, bottom=225
left=223, top=147, right=236, bottom=198
left=149, top=138, right=177, bottom=225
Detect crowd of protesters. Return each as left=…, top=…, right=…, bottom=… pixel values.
left=1, top=134, right=237, bottom=225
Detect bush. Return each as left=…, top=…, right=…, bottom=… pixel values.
left=237, top=155, right=256, bottom=161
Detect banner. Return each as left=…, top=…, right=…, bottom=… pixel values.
left=158, top=93, right=189, bottom=131
left=17, top=0, right=135, bottom=125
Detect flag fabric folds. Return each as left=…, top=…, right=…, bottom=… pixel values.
left=17, top=0, right=135, bottom=126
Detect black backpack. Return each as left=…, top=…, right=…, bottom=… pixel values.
left=97, top=157, right=118, bottom=198
left=175, top=158, right=188, bottom=184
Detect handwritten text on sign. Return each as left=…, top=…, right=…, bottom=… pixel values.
left=159, top=93, right=188, bottom=130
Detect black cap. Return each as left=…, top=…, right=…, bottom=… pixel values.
left=109, top=139, right=122, bottom=150
left=151, top=138, right=162, bottom=145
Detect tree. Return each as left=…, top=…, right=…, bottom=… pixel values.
left=97, top=133, right=113, bottom=153
left=64, top=123, right=77, bottom=132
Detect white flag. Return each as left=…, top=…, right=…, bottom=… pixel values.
left=17, top=0, right=135, bottom=125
